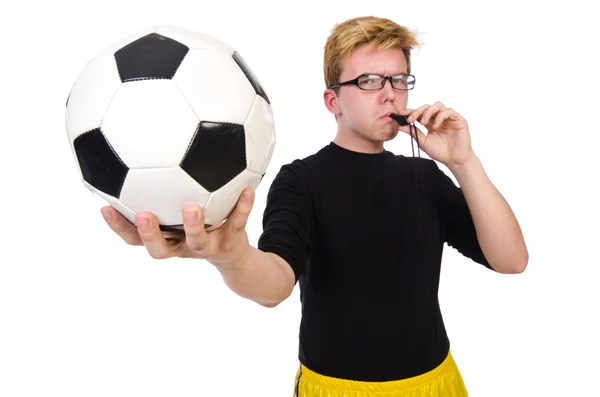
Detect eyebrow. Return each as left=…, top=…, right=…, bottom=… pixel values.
left=364, top=72, right=409, bottom=76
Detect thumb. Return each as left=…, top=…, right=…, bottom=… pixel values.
left=227, top=187, right=255, bottom=232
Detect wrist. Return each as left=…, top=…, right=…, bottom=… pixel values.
left=447, top=152, right=480, bottom=175
left=210, top=244, right=253, bottom=271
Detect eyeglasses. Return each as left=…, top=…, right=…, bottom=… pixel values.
left=329, top=73, right=416, bottom=91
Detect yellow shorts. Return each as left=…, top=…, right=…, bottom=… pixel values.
left=292, top=350, right=468, bottom=397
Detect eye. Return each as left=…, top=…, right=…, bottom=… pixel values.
left=359, top=75, right=382, bottom=87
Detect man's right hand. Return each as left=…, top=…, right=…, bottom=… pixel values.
left=100, top=187, right=256, bottom=267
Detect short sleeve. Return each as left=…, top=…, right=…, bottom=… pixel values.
left=257, top=162, right=314, bottom=284
left=432, top=161, right=495, bottom=271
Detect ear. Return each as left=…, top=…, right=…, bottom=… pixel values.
left=323, top=88, right=341, bottom=117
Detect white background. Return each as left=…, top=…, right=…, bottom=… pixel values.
left=1, top=0, right=598, bottom=396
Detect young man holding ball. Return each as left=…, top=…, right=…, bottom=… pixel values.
left=101, top=15, right=528, bottom=397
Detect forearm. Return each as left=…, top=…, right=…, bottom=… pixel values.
left=212, top=246, right=293, bottom=307
left=448, top=154, right=529, bottom=273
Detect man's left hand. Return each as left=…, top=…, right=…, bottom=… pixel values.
left=396, top=102, right=476, bottom=167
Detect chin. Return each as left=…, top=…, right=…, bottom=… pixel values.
left=375, top=130, right=399, bottom=141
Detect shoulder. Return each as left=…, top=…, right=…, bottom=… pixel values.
left=398, top=154, right=441, bottom=172
left=269, top=146, right=330, bottom=189
left=394, top=155, right=460, bottom=202
left=394, top=154, right=448, bottom=183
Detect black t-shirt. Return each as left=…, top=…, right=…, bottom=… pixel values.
left=257, top=141, right=494, bottom=382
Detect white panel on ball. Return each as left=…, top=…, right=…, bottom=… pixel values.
left=66, top=55, right=122, bottom=139
left=98, top=26, right=158, bottom=57
left=203, top=169, right=263, bottom=226
left=244, top=96, right=276, bottom=176
left=101, top=79, right=200, bottom=169
left=85, top=181, right=137, bottom=225
left=156, top=25, right=234, bottom=54
left=173, top=49, right=256, bottom=125
left=119, top=167, right=211, bottom=227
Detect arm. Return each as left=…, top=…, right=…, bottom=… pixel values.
left=213, top=248, right=295, bottom=308
left=447, top=154, right=529, bottom=274
left=215, top=162, right=313, bottom=308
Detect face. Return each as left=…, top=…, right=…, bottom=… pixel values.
left=325, top=45, right=410, bottom=152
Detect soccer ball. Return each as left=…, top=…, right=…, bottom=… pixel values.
left=65, top=26, right=276, bottom=230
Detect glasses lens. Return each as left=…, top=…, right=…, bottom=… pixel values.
left=392, top=74, right=415, bottom=90
left=357, top=74, right=385, bottom=90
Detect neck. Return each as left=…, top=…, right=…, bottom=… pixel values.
left=333, top=128, right=385, bottom=154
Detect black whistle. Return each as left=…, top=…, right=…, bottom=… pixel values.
left=389, top=114, right=409, bottom=126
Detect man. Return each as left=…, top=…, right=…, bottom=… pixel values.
left=100, top=15, right=528, bottom=397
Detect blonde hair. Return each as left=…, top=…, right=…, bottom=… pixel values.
left=324, top=16, right=424, bottom=89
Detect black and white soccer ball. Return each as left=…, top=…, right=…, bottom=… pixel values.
left=65, top=26, right=275, bottom=230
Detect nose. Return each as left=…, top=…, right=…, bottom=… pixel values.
left=381, top=76, right=395, bottom=99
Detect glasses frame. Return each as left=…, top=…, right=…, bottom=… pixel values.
left=329, top=73, right=416, bottom=91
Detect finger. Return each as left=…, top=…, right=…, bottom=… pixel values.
left=406, top=103, right=430, bottom=124
left=419, top=102, right=445, bottom=126
left=135, top=212, right=176, bottom=259
left=181, top=205, right=212, bottom=253
left=101, top=206, right=143, bottom=246
left=227, top=187, right=255, bottom=233
left=432, top=109, right=453, bottom=129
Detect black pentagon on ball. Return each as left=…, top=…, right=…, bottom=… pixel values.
left=180, top=121, right=246, bottom=193
left=73, top=128, right=129, bottom=198
left=114, top=33, right=189, bottom=82
left=232, top=51, right=270, bottom=104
